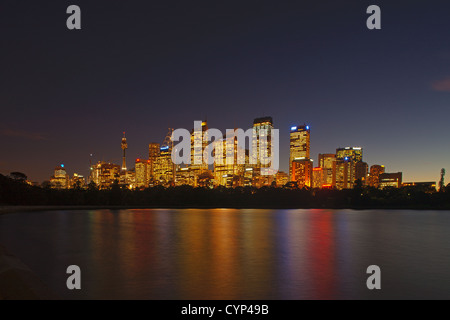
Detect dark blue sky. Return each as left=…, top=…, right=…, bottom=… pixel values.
left=1, top=0, right=449, bottom=183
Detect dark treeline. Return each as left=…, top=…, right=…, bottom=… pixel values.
left=1, top=174, right=450, bottom=209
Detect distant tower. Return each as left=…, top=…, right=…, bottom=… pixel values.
left=121, top=132, right=128, bottom=171
left=289, top=124, right=310, bottom=180
left=439, top=168, right=445, bottom=191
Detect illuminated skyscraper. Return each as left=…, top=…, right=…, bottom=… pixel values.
left=252, top=117, right=273, bottom=166
left=91, top=161, right=121, bottom=189
left=291, top=158, right=313, bottom=188
left=335, top=147, right=363, bottom=189
left=312, top=167, right=324, bottom=188
left=335, top=158, right=353, bottom=189
left=121, top=132, right=128, bottom=171
left=213, top=132, right=246, bottom=187
left=148, top=142, right=160, bottom=184
left=50, top=164, right=69, bottom=189
left=252, top=117, right=275, bottom=186
left=289, top=125, right=310, bottom=180
left=154, top=129, right=175, bottom=186
left=154, top=145, right=174, bottom=186
left=135, top=158, right=151, bottom=188
left=318, top=153, right=336, bottom=187
left=189, top=120, right=209, bottom=185
left=368, top=164, right=385, bottom=188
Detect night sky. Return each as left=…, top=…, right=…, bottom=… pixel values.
left=1, top=0, right=449, bottom=183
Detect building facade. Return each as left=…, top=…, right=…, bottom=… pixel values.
left=289, top=125, right=310, bottom=180
left=318, top=153, right=336, bottom=188
left=379, top=172, right=402, bottom=188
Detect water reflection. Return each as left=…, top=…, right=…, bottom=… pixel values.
left=0, top=209, right=450, bottom=299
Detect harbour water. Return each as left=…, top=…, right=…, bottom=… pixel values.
left=0, top=208, right=449, bottom=299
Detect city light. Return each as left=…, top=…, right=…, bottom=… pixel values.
left=44, top=119, right=410, bottom=191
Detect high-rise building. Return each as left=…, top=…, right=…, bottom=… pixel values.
left=189, top=120, right=209, bottom=185
left=335, top=158, right=354, bottom=189
left=90, top=161, right=121, bottom=189
left=148, top=143, right=160, bottom=184
left=251, top=117, right=275, bottom=187
left=213, top=132, right=246, bottom=187
left=335, top=147, right=363, bottom=189
left=252, top=117, right=273, bottom=164
left=291, top=158, right=313, bottom=188
left=312, top=167, right=324, bottom=188
left=355, top=161, right=369, bottom=185
left=154, top=145, right=175, bottom=186
left=368, top=165, right=385, bottom=188
left=379, top=172, right=402, bottom=188
left=135, top=158, right=151, bottom=188
left=50, top=164, right=69, bottom=189
left=289, top=125, right=310, bottom=180
left=318, top=153, right=336, bottom=187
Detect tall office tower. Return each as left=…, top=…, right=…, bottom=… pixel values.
left=252, top=117, right=276, bottom=187
left=154, top=145, right=175, bottom=186
left=368, top=164, right=385, bottom=188
left=135, top=158, right=150, bottom=188
left=335, top=147, right=363, bottom=189
left=379, top=172, right=402, bottom=189
left=289, top=125, right=310, bottom=180
left=213, top=132, right=246, bottom=188
left=355, top=161, right=369, bottom=185
left=121, top=132, right=128, bottom=171
left=252, top=116, right=274, bottom=167
left=153, top=128, right=175, bottom=186
left=148, top=142, right=160, bottom=184
left=50, top=164, right=69, bottom=189
left=91, top=161, right=121, bottom=189
left=291, top=158, right=313, bottom=188
left=318, top=153, right=336, bottom=187
left=312, top=167, right=324, bottom=188
left=189, top=120, right=209, bottom=185
left=335, top=159, right=353, bottom=189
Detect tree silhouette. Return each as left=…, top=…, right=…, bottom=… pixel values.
left=10, top=172, right=27, bottom=181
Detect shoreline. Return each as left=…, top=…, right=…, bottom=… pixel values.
left=1, top=205, right=450, bottom=215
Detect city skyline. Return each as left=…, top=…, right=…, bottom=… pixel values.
left=1, top=1, right=450, bottom=183
left=39, top=116, right=433, bottom=190
left=0, top=114, right=446, bottom=185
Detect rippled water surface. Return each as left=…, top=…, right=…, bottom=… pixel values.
left=1, top=209, right=450, bottom=299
